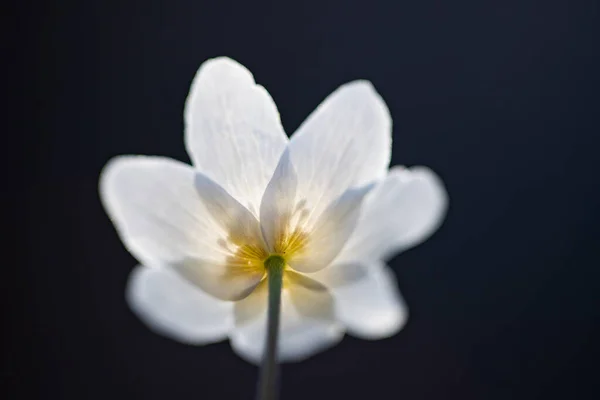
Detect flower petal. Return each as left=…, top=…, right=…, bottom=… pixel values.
left=330, top=262, right=408, bottom=339
left=170, top=172, right=268, bottom=301
left=285, top=270, right=335, bottom=320
left=259, top=148, right=298, bottom=252
left=184, top=57, right=288, bottom=215
left=287, top=184, right=374, bottom=273
left=336, top=166, right=448, bottom=264
left=308, top=261, right=369, bottom=288
left=99, top=156, right=226, bottom=266
left=232, top=278, right=269, bottom=327
left=172, top=258, right=265, bottom=302
left=230, top=271, right=343, bottom=364
left=288, top=80, right=391, bottom=220
left=100, top=156, right=267, bottom=301
left=126, top=265, right=233, bottom=344
left=193, top=172, right=266, bottom=250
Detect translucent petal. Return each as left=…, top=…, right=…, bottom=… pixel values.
left=99, top=156, right=225, bottom=266
left=259, top=148, right=298, bottom=252
left=230, top=271, right=343, bottom=364
left=285, top=270, right=335, bottom=320
left=335, top=166, right=448, bottom=264
left=287, top=81, right=391, bottom=222
left=330, top=262, right=408, bottom=339
left=172, top=258, right=265, bottom=302
left=126, top=265, right=233, bottom=344
left=184, top=57, right=288, bottom=215
left=100, top=156, right=266, bottom=301
left=232, top=278, right=269, bottom=327
left=287, top=184, right=374, bottom=273
left=308, top=261, right=369, bottom=288
left=170, top=172, right=268, bottom=301
left=193, top=172, right=265, bottom=250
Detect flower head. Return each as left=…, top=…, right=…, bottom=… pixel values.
left=100, top=57, right=447, bottom=364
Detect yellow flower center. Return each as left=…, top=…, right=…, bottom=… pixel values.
left=223, top=222, right=309, bottom=286
left=273, top=226, right=309, bottom=258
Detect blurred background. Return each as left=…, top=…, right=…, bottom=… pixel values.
left=9, top=0, right=600, bottom=399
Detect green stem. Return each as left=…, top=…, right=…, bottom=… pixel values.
left=257, top=255, right=285, bottom=400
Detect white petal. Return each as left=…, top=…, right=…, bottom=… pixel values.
left=288, top=184, right=374, bottom=273
left=288, top=81, right=391, bottom=221
left=172, top=258, right=265, bottom=302
left=99, top=156, right=225, bottom=266
left=126, top=265, right=233, bottom=344
left=336, top=166, right=448, bottom=264
left=184, top=57, right=288, bottom=215
left=170, top=172, right=267, bottom=301
left=259, top=148, right=298, bottom=252
left=331, top=262, right=408, bottom=339
left=100, top=156, right=266, bottom=301
left=308, top=261, right=369, bottom=288
left=193, top=172, right=265, bottom=249
left=230, top=272, right=343, bottom=364
left=232, top=279, right=269, bottom=328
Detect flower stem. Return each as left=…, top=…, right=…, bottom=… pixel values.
left=257, top=255, right=285, bottom=400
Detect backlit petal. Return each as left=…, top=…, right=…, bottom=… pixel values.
left=330, top=262, right=408, bottom=339
left=99, top=156, right=225, bottom=267
left=232, top=278, right=269, bottom=327
left=169, top=172, right=267, bottom=301
left=126, top=265, right=233, bottom=344
left=308, top=261, right=368, bottom=288
left=259, top=148, right=298, bottom=252
left=285, top=271, right=336, bottom=320
left=184, top=57, right=288, bottom=214
left=194, top=172, right=265, bottom=250
left=288, top=81, right=391, bottom=222
left=230, top=271, right=342, bottom=364
left=172, top=258, right=265, bottom=301
left=100, top=156, right=267, bottom=301
left=287, top=184, right=374, bottom=273
left=335, top=166, right=448, bottom=264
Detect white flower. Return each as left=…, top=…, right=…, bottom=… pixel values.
left=99, top=57, right=448, bottom=364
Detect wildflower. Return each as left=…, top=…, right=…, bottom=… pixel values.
left=100, top=57, right=447, bottom=371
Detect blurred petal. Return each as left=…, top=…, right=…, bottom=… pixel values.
left=331, top=262, right=408, bottom=339
left=288, top=81, right=391, bottom=221
left=288, top=184, right=373, bottom=273
left=309, top=261, right=369, bottom=288
left=336, top=166, right=448, bottom=264
left=126, top=265, right=233, bottom=344
left=230, top=270, right=343, bottom=364
left=259, top=149, right=298, bottom=252
left=232, top=279, right=268, bottom=327
left=285, top=270, right=335, bottom=320
left=99, top=156, right=226, bottom=267
left=184, top=57, right=288, bottom=214
left=173, top=258, right=264, bottom=301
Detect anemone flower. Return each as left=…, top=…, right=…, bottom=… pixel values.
left=100, top=57, right=447, bottom=399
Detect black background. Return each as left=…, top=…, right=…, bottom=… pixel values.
left=9, top=0, right=600, bottom=399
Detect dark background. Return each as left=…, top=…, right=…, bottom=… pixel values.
left=9, top=0, right=600, bottom=399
